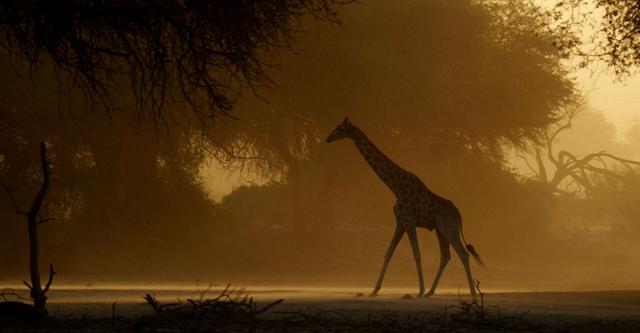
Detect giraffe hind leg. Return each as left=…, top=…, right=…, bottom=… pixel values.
left=450, top=236, right=477, bottom=302
left=439, top=213, right=477, bottom=302
left=426, top=229, right=450, bottom=297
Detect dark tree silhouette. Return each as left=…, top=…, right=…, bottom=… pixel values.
left=520, top=103, right=640, bottom=197
left=1, top=141, right=55, bottom=317
left=555, top=0, right=640, bottom=75
left=593, top=0, right=640, bottom=75
left=223, top=0, right=578, bottom=177
left=0, top=1, right=349, bottom=125
left=210, top=0, right=580, bottom=265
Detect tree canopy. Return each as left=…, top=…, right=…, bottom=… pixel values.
left=555, top=0, right=640, bottom=75
left=3, top=0, right=622, bottom=280
left=0, top=0, right=348, bottom=126
left=224, top=0, right=578, bottom=177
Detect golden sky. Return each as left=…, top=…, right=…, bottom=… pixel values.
left=576, top=68, right=640, bottom=141
left=536, top=0, right=640, bottom=140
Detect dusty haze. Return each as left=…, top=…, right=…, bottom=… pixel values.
left=2, top=0, right=640, bottom=295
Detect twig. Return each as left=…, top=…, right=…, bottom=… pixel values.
left=143, top=294, right=162, bottom=315
left=255, top=299, right=284, bottom=315
left=37, top=216, right=56, bottom=225
left=23, top=280, right=33, bottom=290
left=2, top=184, right=28, bottom=216
left=0, top=288, right=28, bottom=301
left=42, top=264, right=56, bottom=294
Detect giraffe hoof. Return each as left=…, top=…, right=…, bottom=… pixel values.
left=369, top=292, right=379, bottom=297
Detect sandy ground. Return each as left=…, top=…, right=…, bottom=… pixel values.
left=3, top=287, right=640, bottom=332
left=41, top=288, right=640, bottom=318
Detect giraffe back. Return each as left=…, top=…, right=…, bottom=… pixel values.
left=397, top=175, right=459, bottom=231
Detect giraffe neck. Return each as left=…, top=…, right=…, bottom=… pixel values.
left=350, top=127, right=407, bottom=195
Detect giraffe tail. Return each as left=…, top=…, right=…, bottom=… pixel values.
left=465, top=244, right=485, bottom=267
left=459, top=216, right=485, bottom=267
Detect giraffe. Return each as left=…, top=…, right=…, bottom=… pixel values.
left=326, top=118, right=484, bottom=300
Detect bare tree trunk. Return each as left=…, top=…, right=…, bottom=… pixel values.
left=2, top=141, right=55, bottom=318
left=26, top=142, right=54, bottom=313
left=28, top=220, right=43, bottom=309
left=27, top=224, right=54, bottom=312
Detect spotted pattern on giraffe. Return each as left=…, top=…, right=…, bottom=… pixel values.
left=326, top=118, right=483, bottom=301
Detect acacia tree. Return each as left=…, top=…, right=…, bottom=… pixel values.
left=0, top=0, right=353, bottom=288
left=207, top=0, right=581, bottom=254
left=222, top=0, right=579, bottom=178
left=0, top=1, right=349, bottom=126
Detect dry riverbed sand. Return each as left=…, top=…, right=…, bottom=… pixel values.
left=2, top=287, right=640, bottom=332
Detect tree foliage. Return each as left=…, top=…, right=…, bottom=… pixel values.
left=0, top=55, right=219, bottom=275
left=0, top=0, right=609, bottom=278
left=205, top=0, right=581, bottom=268
left=0, top=0, right=348, bottom=125
left=224, top=0, right=577, bottom=178
left=555, top=0, right=640, bottom=75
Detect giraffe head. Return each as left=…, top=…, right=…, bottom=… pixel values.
left=326, top=118, right=354, bottom=143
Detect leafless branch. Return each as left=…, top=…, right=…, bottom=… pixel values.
left=2, top=184, right=28, bottom=216
left=22, top=280, right=33, bottom=290
left=1, top=288, right=28, bottom=301
left=6, top=141, right=57, bottom=313
left=524, top=100, right=640, bottom=196
left=42, top=264, right=56, bottom=295
left=37, top=217, right=56, bottom=225
left=516, top=152, right=540, bottom=177
left=0, top=1, right=351, bottom=128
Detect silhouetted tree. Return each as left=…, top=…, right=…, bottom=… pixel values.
left=521, top=102, right=640, bottom=197
left=224, top=0, right=578, bottom=176
left=1, top=141, right=55, bottom=317
left=0, top=58, right=219, bottom=277
left=0, top=0, right=607, bottom=278
left=0, top=0, right=349, bottom=125
left=555, top=0, right=640, bottom=75
left=210, top=0, right=580, bottom=265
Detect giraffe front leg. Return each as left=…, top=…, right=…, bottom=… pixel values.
left=371, top=224, right=404, bottom=296
left=406, top=227, right=425, bottom=298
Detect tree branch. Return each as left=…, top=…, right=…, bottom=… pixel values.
left=22, top=280, right=32, bottom=290
left=42, top=264, right=56, bottom=295
left=28, top=141, right=51, bottom=219
left=535, top=148, right=548, bottom=182
left=0, top=288, right=28, bottom=301
left=2, top=184, right=28, bottom=216
left=516, top=152, right=540, bottom=177
left=536, top=98, right=640, bottom=196
left=37, top=217, right=56, bottom=225
left=0, top=1, right=350, bottom=128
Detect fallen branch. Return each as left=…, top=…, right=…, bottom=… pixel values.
left=138, top=284, right=284, bottom=331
